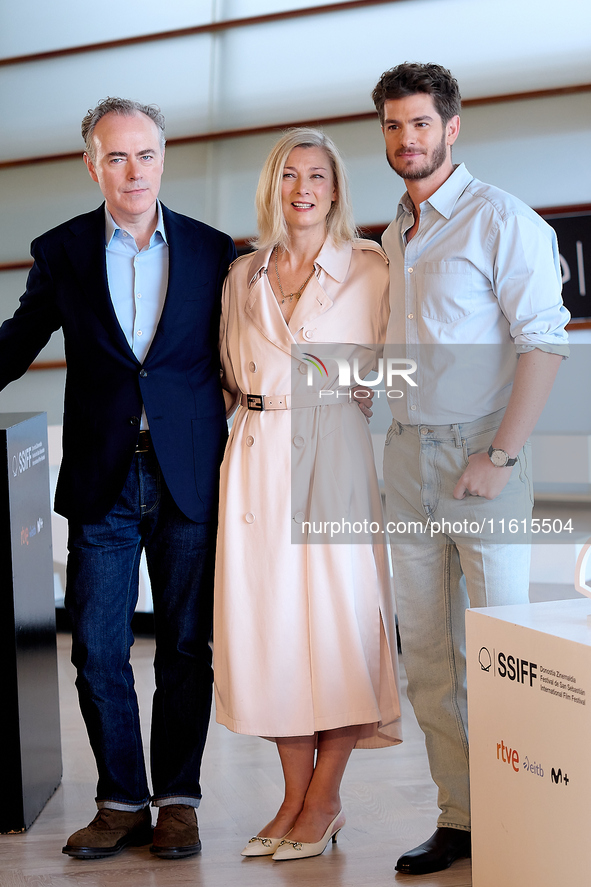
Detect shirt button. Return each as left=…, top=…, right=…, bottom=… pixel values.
left=410, top=405, right=417, bottom=411
left=407, top=313, right=414, bottom=319
left=249, top=361, right=258, bottom=373
left=136, top=293, right=142, bottom=299
left=137, top=330, right=143, bottom=336
left=139, top=369, right=148, bottom=378
left=294, top=511, right=306, bottom=523
left=246, top=435, right=255, bottom=447
left=245, top=512, right=255, bottom=523
left=293, top=435, right=305, bottom=448
left=408, top=267, right=414, bottom=273
left=122, top=232, right=128, bottom=238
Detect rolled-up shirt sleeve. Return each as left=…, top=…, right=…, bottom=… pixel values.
left=492, top=212, right=570, bottom=354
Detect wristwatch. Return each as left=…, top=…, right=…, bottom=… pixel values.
left=488, top=445, right=518, bottom=468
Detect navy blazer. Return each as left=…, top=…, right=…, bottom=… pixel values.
left=0, top=204, right=236, bottom=523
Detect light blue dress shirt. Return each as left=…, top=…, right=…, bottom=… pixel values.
left=105, top=202, right=169, bottom=429
left=382, top=163, right=570, bottom=425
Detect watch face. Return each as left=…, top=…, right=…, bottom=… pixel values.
left=490, top=448, right=508, bottom=467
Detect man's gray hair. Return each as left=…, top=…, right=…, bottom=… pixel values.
left=81, top=97, right=166, bottom=161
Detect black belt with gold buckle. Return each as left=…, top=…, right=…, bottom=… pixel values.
left=135, top=430, right=151, bottom=453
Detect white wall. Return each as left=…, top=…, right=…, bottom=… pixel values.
left=1, top=0, right=590, bottom=426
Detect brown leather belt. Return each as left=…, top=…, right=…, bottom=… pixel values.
left=135, top=430, right=151, bottom=453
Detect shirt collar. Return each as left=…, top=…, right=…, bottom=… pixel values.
left=104, top=200, right=168, bottom=246
left=397, top=163, right=474, bottom=221
left=247, top=235, right=351, bottom=287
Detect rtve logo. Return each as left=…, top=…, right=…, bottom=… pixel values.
left=497, top=739, right=520, bottom=773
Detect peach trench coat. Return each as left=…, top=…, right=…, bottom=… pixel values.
left=213, top=237, right=402, bottom=747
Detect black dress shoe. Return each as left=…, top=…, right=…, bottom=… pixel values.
left=395, top=827, right=471, bottom=875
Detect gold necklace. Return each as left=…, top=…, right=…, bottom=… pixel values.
left=274, top=246, right=315, bottom=304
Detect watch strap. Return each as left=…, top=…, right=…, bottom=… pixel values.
left=488, top=445, right=518, bottom=467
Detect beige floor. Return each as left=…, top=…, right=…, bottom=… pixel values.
left=0, top=634, right=472, bottom=887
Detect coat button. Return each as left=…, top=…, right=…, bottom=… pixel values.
left=294, top=511, right=306, bottom=523
left=245, top=512, right=255, bottom=523
left=139, top=369, right=148, bottom=378
left=246, top=435, right=255, bottom=447
left=129, top=416, right=140, bottom=425
left=304, top=329, right=314, bottom=340
left=299, top=364, right=308, bottom=375
left=249, top=361, right=258, bottom=373
left=293, top=435, right=305, bottom=448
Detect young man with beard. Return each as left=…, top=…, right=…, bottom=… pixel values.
left=372, top=62, right=569, bottom=875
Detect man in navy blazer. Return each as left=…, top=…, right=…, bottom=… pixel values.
left=0, top=98, right=236, bottom=859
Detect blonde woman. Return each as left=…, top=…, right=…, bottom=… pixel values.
left=213, top=129, right=401, bottom=861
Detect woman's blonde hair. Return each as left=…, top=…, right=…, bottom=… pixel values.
left=253, top=128, right=357, bottom=251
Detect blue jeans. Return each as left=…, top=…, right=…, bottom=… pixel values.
left=383, top=410, right=531, bottom=830
left=65, top=447, right=216, bottom=810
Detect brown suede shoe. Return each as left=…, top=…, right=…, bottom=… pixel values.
left=62, top=807, right=153, bottom=859
left=150, top=804, right=202, bottom=859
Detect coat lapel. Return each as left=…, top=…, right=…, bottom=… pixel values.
left=244, top=238, right=353, bottom=355
left=244, top=248, right=298, bottom=359
left=62, top=204, right=138, bottom=360
left=288, top=273, right=332, bottom=336
left=283, top=237, right=353, bottom=337
left=150, top=204, right=201, bottom=353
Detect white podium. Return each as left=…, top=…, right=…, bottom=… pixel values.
left=467, top=598, right=591, bottom=886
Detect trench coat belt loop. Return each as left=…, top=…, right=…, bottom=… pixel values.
left=239, top=391, right=352, bottom=411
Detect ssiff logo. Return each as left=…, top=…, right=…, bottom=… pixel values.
left=475, top=644, right=538, bottom=687
left=479, top=647, right=492, bottom=671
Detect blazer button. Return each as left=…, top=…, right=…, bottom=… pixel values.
left=129, top=416, right=140, bottom=426
left=294, top=511, right=306, bottom=523
left=139, top=369, right=148, bottom=378
left=293, top=435, right=305, bottom=448
left=249, top=361, right=258, bottom=373
left=245, top=512, right=255, bottom=523
left=246, top=435, right=255, bottom=447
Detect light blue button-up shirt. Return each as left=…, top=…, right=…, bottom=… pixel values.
left=382, top=163, right=570, bottom=425
left=105, top=201, right=169, bottom=429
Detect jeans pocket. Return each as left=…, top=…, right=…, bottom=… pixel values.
left=461, top=438, right=470, bottom=469
left=385, top=421, right=402, bottom=446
